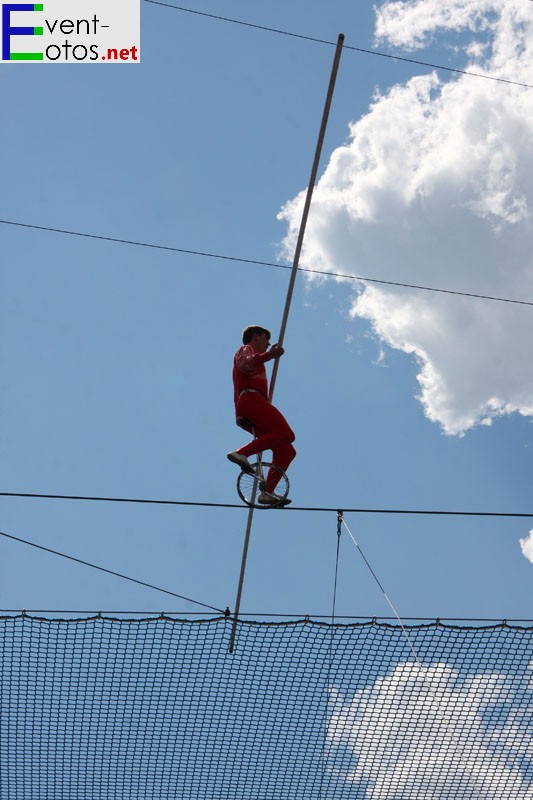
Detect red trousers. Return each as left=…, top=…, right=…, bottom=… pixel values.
left=235, top=393, right=296, bottom=493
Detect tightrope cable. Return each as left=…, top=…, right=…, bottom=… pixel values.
left=0, top=528, right=224, bottom=613
left=2, top=492, right=532, bottom=518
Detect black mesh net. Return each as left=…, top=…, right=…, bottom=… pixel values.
left=0, top=614, right=531, bottom=799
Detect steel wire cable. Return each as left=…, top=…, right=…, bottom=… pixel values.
left=144, top=1, right=533, bottom=90
left=319, top=512, right=343, bottom=799
left=0, top=528, right=224, bottom=613
left=2, top=491, right=533, bottom=518
left=340, top=513, right=487, bottom=800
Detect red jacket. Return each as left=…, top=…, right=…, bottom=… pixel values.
left=233, top=345, right=271, bottom=406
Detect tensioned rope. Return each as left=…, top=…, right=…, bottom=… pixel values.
left=0, top=528, right=224, bottom=614
left=339, top=512, right=487, bottom=800
left=2, top=218, right=532, bottom=308
left=319, top=512, right=343, bottom=799
left=229, top=35, right=346, bottom=653
left=2, top=491, right=533, bottom=517
left=330, top=513, right=342, bottom=628
left=144, top=0, right=533, bottom=90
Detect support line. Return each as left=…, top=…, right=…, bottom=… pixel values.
left=340, top=513, right=486, bottom=800
left=319, top=512, right=343, bottom=798
left=144, top=1, right=533, bottom=90
left=0, top=528, right=224, bottom=613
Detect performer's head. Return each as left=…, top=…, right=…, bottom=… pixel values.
left=242, top=325, right=271, bottom=352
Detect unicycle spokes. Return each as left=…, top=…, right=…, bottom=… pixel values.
left=237, top=461, right=289, bottom=508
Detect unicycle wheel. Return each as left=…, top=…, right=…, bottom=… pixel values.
left=237, top=462, right=289, bottom=508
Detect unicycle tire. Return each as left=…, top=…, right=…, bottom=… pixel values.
left=237, top=462, right=289, bottom=508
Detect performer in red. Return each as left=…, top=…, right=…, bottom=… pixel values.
left=227, top=325, right=296, bottom=506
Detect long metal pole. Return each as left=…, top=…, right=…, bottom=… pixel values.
left=269, top=33, right=345, bottom=400
left=229, top=34, right=345, bottom=654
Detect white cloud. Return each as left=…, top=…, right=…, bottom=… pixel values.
left=374, top=0, right=499, bottom=51
left=519, top=529, right=533, bottom=564
left=326, top=661, right=532, bottom=798
left=278, top=0, right=533, bottom=434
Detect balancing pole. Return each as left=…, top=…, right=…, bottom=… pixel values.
left=229, top=34, right=345, bottom=653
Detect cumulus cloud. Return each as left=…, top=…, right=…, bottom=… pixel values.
left=374, top=0, right=499, bottom=51
left=278, top=0, right=533, bottom=434
left=519, top=529, right=533, bottom=564
left=326, top=661, right=532, bottom=798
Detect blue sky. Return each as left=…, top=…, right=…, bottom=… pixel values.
left=0, top=0, right=532, bottom=623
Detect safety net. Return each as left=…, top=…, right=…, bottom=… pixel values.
left=0, top=614, right=531, bottom=799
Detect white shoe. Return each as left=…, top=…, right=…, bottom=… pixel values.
left=258, top=491, right=292, bottom=507
left=227, top=452, right=255, bottom=475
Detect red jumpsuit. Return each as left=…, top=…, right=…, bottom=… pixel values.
left=233, top=344, right=296, bottom=493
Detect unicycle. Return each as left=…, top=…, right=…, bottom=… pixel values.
left=237, top=457, right=290, bottom=509
left=235, top=416, right=290, bottom=509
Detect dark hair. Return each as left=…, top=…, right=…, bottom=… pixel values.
left=242, top=325, right=271, bottom=345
